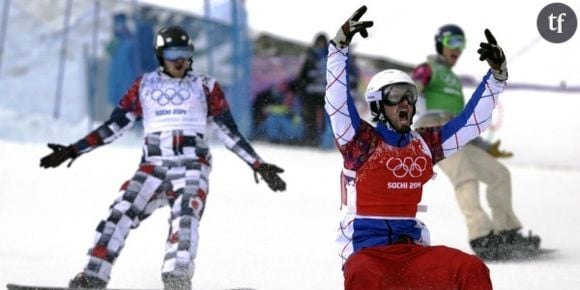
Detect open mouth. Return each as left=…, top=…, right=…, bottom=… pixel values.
left=399, top=110, right=409, bottom=123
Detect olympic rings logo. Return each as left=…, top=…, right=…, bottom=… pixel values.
left=150, top=87, right=192, bottom=106
left=385, top=156, right=428, bottom=178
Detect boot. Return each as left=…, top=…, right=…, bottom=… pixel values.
left=499, top=229, right=541, bottom=250
left=469, top=231, right=503, bottom=260
left=69, top=272, right=108, bottom=288
left=162, top=273, right=192, bottom=290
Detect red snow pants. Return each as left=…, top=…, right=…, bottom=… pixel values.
left=343, top=244, right=492, bottom=290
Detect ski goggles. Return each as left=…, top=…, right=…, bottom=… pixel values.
left=441, top=34, right=466, bottom=50
left=162, top=47, right=194, bottom=61
left=380, top=83, right=418, bottom=106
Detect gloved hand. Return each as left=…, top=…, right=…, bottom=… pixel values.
left=254, top=163, right=286, bottom=192
left=477, top=29, right=507, bottom=81
left=487, top=140, right=513, bottom=158
left=40, top=143, right=78, bottom=168
left=332, top=5, right=374, bottom=48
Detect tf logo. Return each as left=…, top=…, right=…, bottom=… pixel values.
left=537, top=3, right=577, bottom=43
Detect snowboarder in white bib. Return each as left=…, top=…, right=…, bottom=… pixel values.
left=40, top=26, right=286, bottom=290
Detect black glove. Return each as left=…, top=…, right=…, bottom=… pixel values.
left=477, top=29, right=508, bottom=81
left=332, top=5, right=374, bottom=48
left=253, top=163, right=286, bottom=192
left=40, top=143, right=78, bottom=168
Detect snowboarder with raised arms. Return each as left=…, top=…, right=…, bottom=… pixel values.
left=326, top=6, right=508, bottom=289
left=411, top=23, right=541, bottom=260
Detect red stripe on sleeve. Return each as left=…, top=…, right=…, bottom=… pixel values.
left=85, top=132, right=103, bottom=146
left=205, top=81, right=231, bottom=117
left=118, top=77, right=143, bottom=116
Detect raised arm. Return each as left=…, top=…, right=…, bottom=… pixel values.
left=325, top=6, right=373, bottom=147
left=440, top=29, right=508, bottom=157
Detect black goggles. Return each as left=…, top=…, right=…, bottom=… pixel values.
left=380, top=83, right=418, bottom=105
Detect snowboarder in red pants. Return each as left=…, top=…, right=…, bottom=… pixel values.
left=327, top=6, right=507, bottom=289
left=344, top=245, right=491, bottom=289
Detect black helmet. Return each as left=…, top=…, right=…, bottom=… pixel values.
left=154, top=26, right=194, bottom=63
left=434, top=24, right=465, bottom=54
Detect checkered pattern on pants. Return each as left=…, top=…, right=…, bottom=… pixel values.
left=83, top=160, right=210, bottom=282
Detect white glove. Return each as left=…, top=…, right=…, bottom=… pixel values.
left=477, top=29, right=508, bottom=81
left=332, top=5, right=374, bottom=48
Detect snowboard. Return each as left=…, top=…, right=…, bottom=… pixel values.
left=6, top=285, right=153, bottom=290
left=480, top=247, right=558, bottom=262
left=507, top=248, right=557, bottom=261
left=6, top=284, right=255, bottom=290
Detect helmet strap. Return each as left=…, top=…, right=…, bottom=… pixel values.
left=370, top=101, right=386, bottom=123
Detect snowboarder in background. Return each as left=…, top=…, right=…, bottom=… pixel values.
left=252, top=79, right=304, bottom=144
left=296, top=32, right=329, bottom=147
left=40, top=25, right=286, bottom=290
left=411, top=24, right=540, bottom=260
left=106, top=13, right=137, bottom=107
left=327, top=6, right=508, bottom=289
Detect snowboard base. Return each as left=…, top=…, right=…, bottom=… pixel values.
left=6, top=285, right=159, bottom=290
left=6, top=284, right=255, bottom=290
left=478, top=247, right=558, bottom=262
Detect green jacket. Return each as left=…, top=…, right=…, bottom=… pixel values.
left=422, top=55, right=465, bottom=115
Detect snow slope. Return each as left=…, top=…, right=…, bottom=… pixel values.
left=0, top=85, right=579, bottom=289
left=0, top=136, right=579, bottom=289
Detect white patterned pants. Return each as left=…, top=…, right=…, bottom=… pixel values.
left=82, top=160, right=210, bottom=283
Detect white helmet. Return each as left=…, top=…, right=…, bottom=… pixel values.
left=364, top=69, right=418, bottom=124
left=365, top=69, right=415, bottom=103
